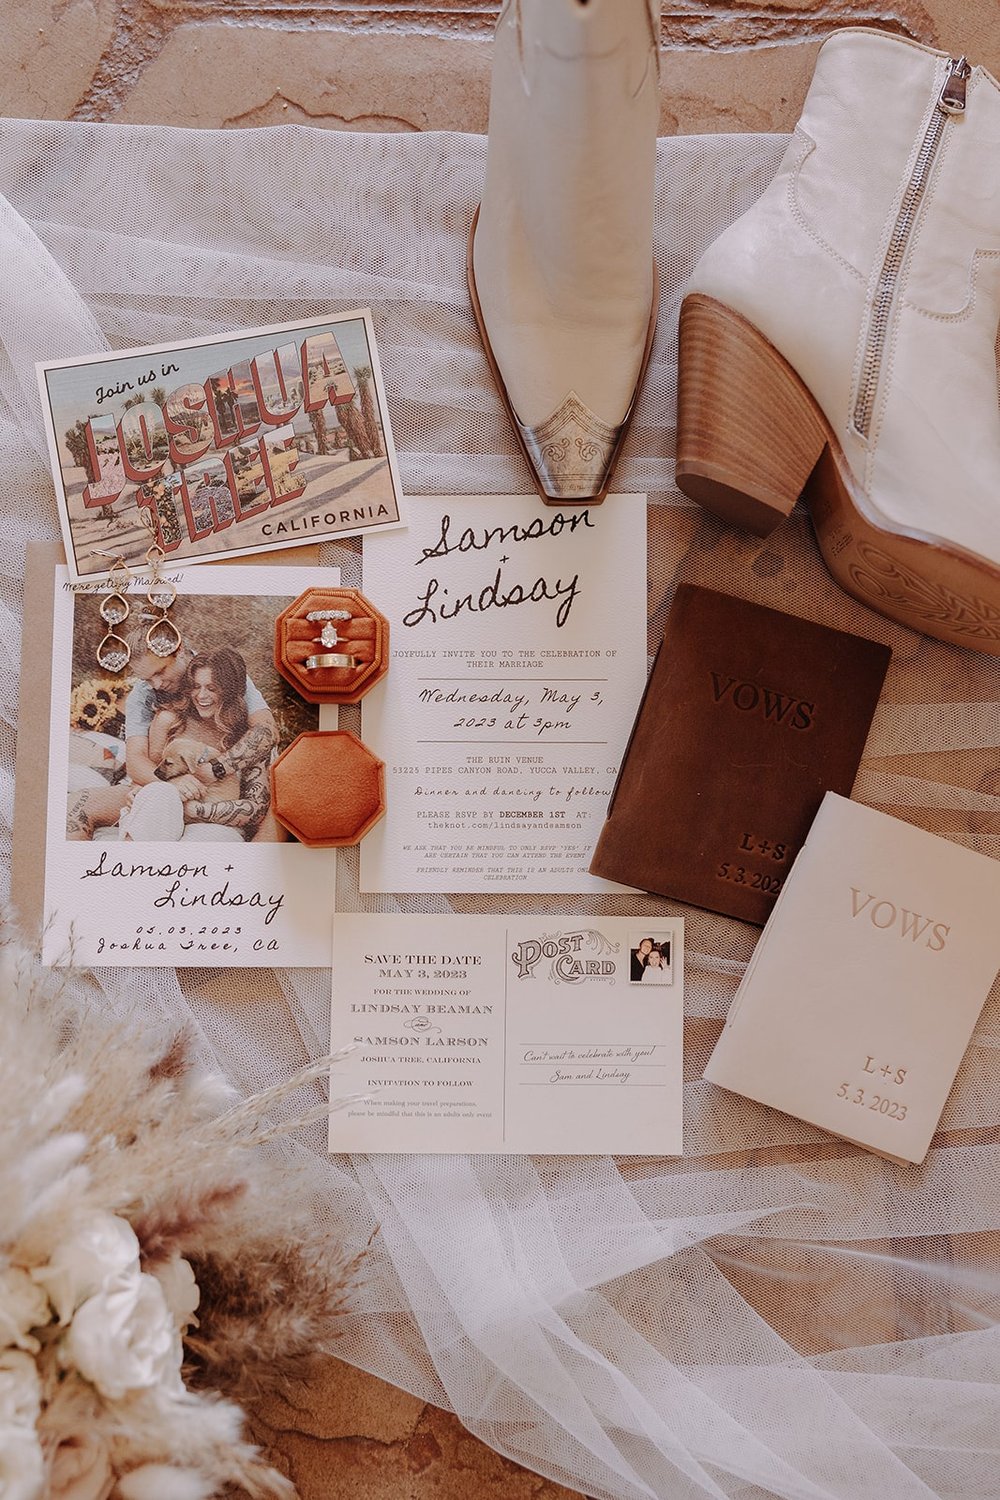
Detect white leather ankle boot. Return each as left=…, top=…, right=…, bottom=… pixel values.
left=676, top=29, right=1000, bottom=654
left=469, top=0, right=660, bottom=505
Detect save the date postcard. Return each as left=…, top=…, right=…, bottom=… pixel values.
left=329, top=914, right=684, bottom=1155
left=38, top=312, right=404, bottom=582
left=43, top=563, right=339, bottom=968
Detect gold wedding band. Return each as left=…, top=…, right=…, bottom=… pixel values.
left=305, top=652, right=364, bottom=670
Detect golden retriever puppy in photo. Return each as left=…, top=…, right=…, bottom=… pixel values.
left=153, top=735, right=243, bottom=806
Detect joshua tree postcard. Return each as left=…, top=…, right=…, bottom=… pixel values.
left=38, top=311, right=405, bottom=582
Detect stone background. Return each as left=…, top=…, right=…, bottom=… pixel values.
left=3, top=1, right=998, bottom=1497
left=6, top=1, right=999, bottom=134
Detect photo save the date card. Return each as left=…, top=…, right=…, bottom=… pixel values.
left=37, top=312, right=404, bottom=582
left=40, top=562, right=340, bottom=967
left=329, top=913, right=684, bottom=1155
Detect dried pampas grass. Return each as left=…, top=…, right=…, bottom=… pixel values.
left=0, top=923, right=360, bottom=1499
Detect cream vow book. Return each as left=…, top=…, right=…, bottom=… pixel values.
left=704, top=793, right=1000, bottom=1163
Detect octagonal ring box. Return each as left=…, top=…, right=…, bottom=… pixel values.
left=270, top=731, right=386, bottom=847
left=275, top=587, right=389, bottom=705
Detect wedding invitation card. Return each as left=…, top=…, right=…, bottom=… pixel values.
left=705, top=793, right=1000, bottom=1163
left=38, top=312, right=404, bottom=581
left=359, top=494, right=648, bottom=893
left=329, top=913, right=684, bottom=1154
left=43, top=564, right=340, bottom=967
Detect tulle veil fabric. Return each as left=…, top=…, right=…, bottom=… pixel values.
left=1, top=120, right=998, bottom=1500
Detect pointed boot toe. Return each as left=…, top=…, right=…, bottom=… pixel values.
left=468, top=211, right=659, bottom=504
left=676, top=29, right=1000, bottom=655
left=469, top=0, right=661, bottom=505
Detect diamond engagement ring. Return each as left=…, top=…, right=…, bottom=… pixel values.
left=305, top=652, right=364, bottom=670
left=313, top=622, right=343, bottom=648
left=306, top=609, right=352, bottom=622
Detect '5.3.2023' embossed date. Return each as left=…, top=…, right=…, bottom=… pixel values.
left=836, top=1083, right=907, bottom=1121
left=716, top=863, right=784, bottom=895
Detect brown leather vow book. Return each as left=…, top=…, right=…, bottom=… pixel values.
left=590, top=585, right=891, bottom=923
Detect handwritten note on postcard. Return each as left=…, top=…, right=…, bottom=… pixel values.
left=359, top=495, right=648, bottom=894
left=329, top=913, right=683, bottom=1155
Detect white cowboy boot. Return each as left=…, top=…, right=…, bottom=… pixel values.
left=469, top=0, right=660, bottom=505
left=676, top=29, right=1000, bottom=654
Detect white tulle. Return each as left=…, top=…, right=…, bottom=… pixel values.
left=1, top=120, right=998, bottom=1500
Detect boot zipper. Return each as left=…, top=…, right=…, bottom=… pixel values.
left=852, top=54, right=971, bottom=438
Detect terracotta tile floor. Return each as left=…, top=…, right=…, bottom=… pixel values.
left=3, top=1, right=995, bottom=1495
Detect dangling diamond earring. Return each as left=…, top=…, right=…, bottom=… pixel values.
left=143, top=538, right=181, bottom=659
left=96, top=556, right=133, bottom=673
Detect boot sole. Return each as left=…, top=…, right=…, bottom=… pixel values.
left=467, top=204, right=660, bottom=507
left=676, top=292, right=1000, bottom=656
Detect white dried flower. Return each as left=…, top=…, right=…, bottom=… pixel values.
left=117, top=1465, right=214, bottom=1500
left=0, top=1268, right=50, bottom=1353
left=32, top=1212, right=140, bottom=1325
left=48, top=1431, right=114, bottom=1500
left=0, top=1351, right=45, bottom=1500
left=63, top=1270, right=183, bottom=1402
left=0, top=1426, right=45, bottom=1500
left=152, top=1256, right=200, bottom=1332
left=0, top=1348, right=41, bottom=1428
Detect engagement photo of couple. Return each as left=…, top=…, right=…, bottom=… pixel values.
left=629, top=935, right=672, bottom=984
left=66, top=591, right=316, bottom=843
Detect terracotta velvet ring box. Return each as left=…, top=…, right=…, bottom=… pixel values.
left=274, top=587, right=389, bottom=705
left=270, top=730, right=386, bottom=847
